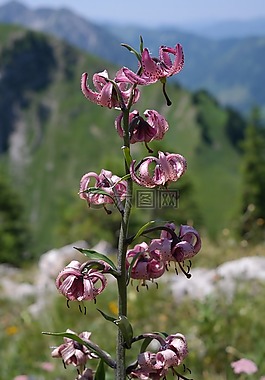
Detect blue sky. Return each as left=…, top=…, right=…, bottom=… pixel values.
left=1, top=0, right=265, bottom=26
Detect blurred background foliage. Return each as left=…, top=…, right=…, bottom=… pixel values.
left=1, top=268, right=265, bottom=379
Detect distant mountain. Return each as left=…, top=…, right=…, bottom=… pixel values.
left=108, top=26, right=265, bottom=117
left=0, top=25, right=245, bottom=255
left=180, top=18, right=265, bottom=39
left=0, top=0, right=131, bottom=66
left=0, top=1, right=264, bottom=117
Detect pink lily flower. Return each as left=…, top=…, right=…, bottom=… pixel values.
left=81, top=69, right=140, bottom=109
left=126, top=243, right=165, bottom=284
left=131, top=351, right=167, bottom=379
left=116, top=44, right=184, bottom=86
left=51, top=329, right=97, bottom=368
left=172, top=224, right=201, bottom=262
left=156, top=333, right=188, bottom=369
left=231, top=358, right=258, bottom=375
left=79, top=169, right=127, bottom=207
left=130, top=151, right=187, bottom=188
left=149, top=238, right=172, bottom=263
left=160, top=222, right=176, bottom=239
left=149, top=223, right=201, bottom=266
left=56, top=260, right=107, bottom=301
left=115, top=109, right=169, bottom=144
left=129, top=333, right=188, bottom=379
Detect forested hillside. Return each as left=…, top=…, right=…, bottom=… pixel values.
left=0, top=24, right=246, bottom=259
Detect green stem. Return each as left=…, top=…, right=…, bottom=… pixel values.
left=115, top=107, right=133, bottom=379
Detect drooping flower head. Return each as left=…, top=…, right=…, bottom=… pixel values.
left=81, top=69, right=140, bottom=109
left=55, top=260, right=108, bottom=302
left=171, top=224, right=202, bottom=262
left=126, top=242, right=165, bottom=286
left=147, top=223, right=201, bottom=279
left=130, top=151, right=187, bottom=188
left=128, top=333, right=188, bottom=379
left=157, top=333, right=188, bottom=369
left=150, top=223, right=201, bottom=263
left=79, top=169, right=127, bottom=208
left=51, top=329, right=97, bottom=368
left=116, top=44, right=184, bottom=86
left=115, top=109, right=169, bottom=145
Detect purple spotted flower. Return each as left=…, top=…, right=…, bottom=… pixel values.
left=126, top=242, right=165, bottom=285
left=116, top=44, right=184, bottom=86
left=79, top=169, right=127, bottom=208
left=115, top=109, right=169, bottom=144
left=231, top=358, right=258, bottom=375
left=55, top=260, right=108, bottom=302
left=51, top=329, right=97, bottom=368
left=157, top=333, right=188, bottom=369
left=130, top=151, right=187, bottom=188
left=172, top=224, right=201, bottom=262
left=81, top=69, right=140, bottom=109
left=129, top=333, right=188, bottom=379
left=149, top=223, right=201, bottom=269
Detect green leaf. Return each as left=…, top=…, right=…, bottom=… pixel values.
left=139, top=332, right=167, bottom=353
left=121, top=43, right=141, bottom=62
left=42, top=331, right=98, bottom=355
left=83, top=187, right=115, bottom=202
left=140, top=337, right=152, bottom=353
left=97, top=308, right=116, bottom=323
left=114, top=173, right=131, bottom=183
left=126, top=249, right=143, bottom=285
left=139, top=35, right=144, bottom=53
left=127, top=220, right=171, bottom=244
left=114, top=316, right=134, bottom=349
left=74, top=247, right=117, bottom=271
left=133, top=220, right=156, bottom=241
left=122, top=146, right=133, bottom=167
left=97, top=311, right=134, bottom=348
left=95, top=359, right=105, bottom=380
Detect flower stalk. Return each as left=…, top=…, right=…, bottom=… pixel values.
left=116, top=106, right=132, bottom=379
left=48, top=36, right=202, bottom=380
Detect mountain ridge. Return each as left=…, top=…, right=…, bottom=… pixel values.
left=0, top=1, right=264, bottom=116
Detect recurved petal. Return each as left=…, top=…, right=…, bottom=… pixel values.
left=166, top=153, right=187, bottom=178
left=79, top=172, right=99, bottom=199
left=117, top=67, right=150, bottom=85
left=81, top=73, right=100, bottom=104
left=149, top=238, right=172, bottom=262
left=142, top=48, right=163, bottom=80
left=148, top=259, right=166, bottom=279
left=130, top=159, right=154, bottom=188
left=172, top=241, right=196, bottom=262
left=144, top=109, right=169, bottom=140
left=166, top=44, right=184, bottom=76
left=166, top=333, right=188, bottom=359
left=156, top=349, right=179, bottom=368
left=92, top=69, right=109, bottom=90
left=98, top=82, right=114, bottom=108
left=179, top=225, right=201, bottom=254
left=115, top=112, right=124, bottom=138
left=59, top=341, right=76, bottom=364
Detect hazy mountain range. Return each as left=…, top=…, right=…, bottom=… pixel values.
left=178, top=18, right=265, bottom=39
left=0, top=0, right=265, bottom=116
